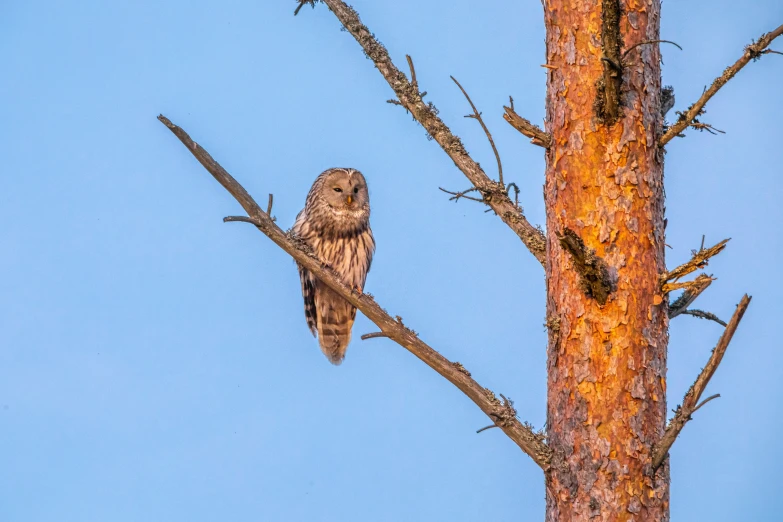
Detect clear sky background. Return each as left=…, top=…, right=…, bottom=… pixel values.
left=1, top=1, right=781, bottom=521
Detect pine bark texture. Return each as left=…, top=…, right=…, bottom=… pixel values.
left=543, top=1, right=669, bottom=521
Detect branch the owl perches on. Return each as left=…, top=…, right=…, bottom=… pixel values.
left=157, top=114, right=552, bottom=470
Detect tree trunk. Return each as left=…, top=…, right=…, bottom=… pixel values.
left=543, top=1, right=669, bottom=520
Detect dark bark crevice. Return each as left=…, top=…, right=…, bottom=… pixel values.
left=596, top=0, right=624, bottom=125
left=557, top=228, right=615, bottom=305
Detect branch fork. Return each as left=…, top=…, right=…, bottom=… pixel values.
left=661, top=238, right=729, bottom=293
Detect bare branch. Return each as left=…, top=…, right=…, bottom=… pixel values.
left=680, top=309, right=728, bottom=327
left=663, top=277, right=716, bottom=295
left=301, top=0, right=547, bottom=266
left=451, top=76, right=503, bottom=185
left=158, top=114, right=552, bottom=470
left=669, top=274, right=713, bottom=318
left=660, top=24, right=783, bottom=146
left=622, top=39, right=682, bottom=60
left=662, top=238, right=730, bottom=286
left=653, top=294, right=752, bottom=468
left=502, top=105, right=552, bottom=148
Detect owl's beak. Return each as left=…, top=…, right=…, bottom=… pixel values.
left=346, top=195, right=353, bottom=205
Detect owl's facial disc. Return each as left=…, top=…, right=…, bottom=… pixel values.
left=323, top=169, right=368, bottom=212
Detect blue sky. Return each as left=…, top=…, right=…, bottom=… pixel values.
left=1, top=1, right=781, bottom=520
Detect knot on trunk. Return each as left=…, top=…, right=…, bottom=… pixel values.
left=558, top=228, right=615, bottom=305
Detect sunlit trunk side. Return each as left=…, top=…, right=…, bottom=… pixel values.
left=543, top=1, right=669, bottom=520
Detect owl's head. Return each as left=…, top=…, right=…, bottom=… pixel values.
left=318, top=168, right=370, bottom=212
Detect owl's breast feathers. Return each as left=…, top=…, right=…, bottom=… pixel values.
left=291, top=206, right=374, bottom=364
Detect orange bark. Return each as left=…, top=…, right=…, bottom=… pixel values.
left=543, top=1, right=669, bottom=520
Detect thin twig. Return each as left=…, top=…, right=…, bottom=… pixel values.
left=360, top=332, right=391, bottom=341
left=224, top=215, right=263, bottom=226
left=680, top=309, right=728, bottom=327
left=689, top=122, right=726, bottom=135
left=303, top=0, right=546, bottom=266
left=692, top=393, right=721, bottom=414
left=622, top=39, right=682, bottom=60
left=502, top=105, right=552, bottom=148
left=653, top=295, right=752, bottom=468
left=294, top=0, right=318, bottom=16
left=266, top=193, right=274, bottom=217
left=660, top=24, right=783, bottom=146
left=477, top=424, right=499, bottom=434
left=450, top=76, right=503, bottom=186
left=438, top=186, right=485, bottom=203
left=406, top=54, right=417, bottom=92
left=158, top=114, right=552, bottom=470
left=506, top=182, right=520, bottom=208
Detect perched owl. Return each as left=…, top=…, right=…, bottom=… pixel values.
left=291, top=168, right=375, bottom=365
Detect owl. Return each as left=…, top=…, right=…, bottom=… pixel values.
left=291, top=168, right=375, bottom=365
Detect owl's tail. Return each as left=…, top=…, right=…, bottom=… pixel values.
left=316, top=288, right=356, bottom=365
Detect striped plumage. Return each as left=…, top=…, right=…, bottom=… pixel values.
left=291, top=168, right=375, bottom=365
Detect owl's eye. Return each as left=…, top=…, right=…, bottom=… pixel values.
left=333, top=187, right=343, bottom=193
left=353, top=187, right=359, bottom=194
